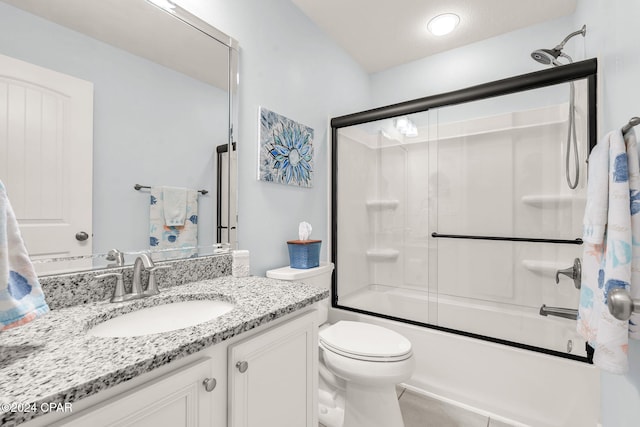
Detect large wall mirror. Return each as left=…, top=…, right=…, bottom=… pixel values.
left=0, top=0, right=239, bottom=274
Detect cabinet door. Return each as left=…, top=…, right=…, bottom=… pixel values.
left=229, top=310, right=318, bottom=427
left=58, top=358, right=213, bottom=427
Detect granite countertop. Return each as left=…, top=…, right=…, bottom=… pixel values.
left=0, top=275, right=328, bottom=426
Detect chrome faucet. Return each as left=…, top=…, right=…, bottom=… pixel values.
left=132, top=253, right=170, bottom=298
left=96, top=253, right=170, bottom=302
left=131, top=253, right=155, bottom=298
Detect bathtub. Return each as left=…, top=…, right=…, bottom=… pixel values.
left=330, top=286, right=601, bottom=427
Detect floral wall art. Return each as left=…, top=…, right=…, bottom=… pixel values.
left=258, top=107, right=314, bottom=187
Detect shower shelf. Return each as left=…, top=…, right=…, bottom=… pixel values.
left=366, top=200, right=399, bottom=210
left=522, top=260, right=568, bottom=276
left=433, top=118, right=567, bottom=142
left=521, top=195, right=585, bottom=207
left=366, top=249, right=399, bottom=261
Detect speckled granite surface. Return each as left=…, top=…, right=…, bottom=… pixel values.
left=39, top=254, right=232, bottom=310
left=0, top=276, right=328, bottom=426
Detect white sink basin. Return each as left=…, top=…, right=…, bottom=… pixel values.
left=88, top=300, right=235, bottom=337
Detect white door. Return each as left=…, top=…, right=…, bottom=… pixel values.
left=0, top=53, right=93, bottom=272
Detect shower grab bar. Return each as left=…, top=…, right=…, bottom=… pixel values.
left=431, top=233, right=583, bottom=245
left=622, top=117, right=640, bottom=135
left=607, top=288, right=640, bottom=321
left=539, top=304, right=578, bottom=320
left=134, top=184, right=208, bottom=195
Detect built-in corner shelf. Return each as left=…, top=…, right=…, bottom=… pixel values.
left=521, top=195, right=585, bottom=208
left=366, top=199, right=399, bottom=211
left=366, top=248, right=400, bottom=261
left=522, top=259, right=567, bottom=276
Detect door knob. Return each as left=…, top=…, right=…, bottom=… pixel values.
left=75, top=231, right=89, bottom=241
left=202, top=377, right=217, bottom=392
left=236, top=361, right=248, bottom=373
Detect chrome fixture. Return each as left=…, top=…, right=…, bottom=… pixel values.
left=607, top=288, right=640, bottom=321
left=96, top=253, right=170, bottom=303
left=134, top=183, right=208, bottom=195
left=95, top=271, right=126, bottom=303
left=531, top=25, right=586, bottom=190
left=555, top=258, right=581, bottom=289
left=132, top=253, right=171, bottom=298
left=539, top=304, right=578, bottom=320
left=622, top=117, right=640, bottom=135
left=106, top=248, right=125, bottom=267
left=531, top=25, right=586, bottom=66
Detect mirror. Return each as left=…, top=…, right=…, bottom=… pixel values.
left=0, top=0, right=238, bottom=274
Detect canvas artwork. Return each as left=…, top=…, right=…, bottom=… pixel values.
left=258, top=107, right=314, bottom=187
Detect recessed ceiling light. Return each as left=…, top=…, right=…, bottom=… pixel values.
left=427, top=13, right=460, bottom=36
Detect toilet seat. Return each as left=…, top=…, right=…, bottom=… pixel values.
left=319, top=321, right=412, bottom=362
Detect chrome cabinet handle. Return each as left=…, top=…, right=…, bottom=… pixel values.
left=236, top=361, right=248, bottom=373
left=202, top=377, right=217, bottom=392
left=75, top=231, right=89, bottom=241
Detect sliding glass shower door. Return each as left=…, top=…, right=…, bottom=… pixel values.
left=332, top=62, right=596, bottom=361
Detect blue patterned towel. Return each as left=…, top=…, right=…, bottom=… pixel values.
left=578, top=130, right=635, bottom=374
left=0, top=180, right=49, bottom=331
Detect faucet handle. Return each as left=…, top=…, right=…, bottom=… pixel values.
left=95, top=272, right=126, bottom=303
left=555, top=258, right=582, bottom=289
left=106, top=249, right=125, bottom=267
left=144, top=265, right=171, bottom=296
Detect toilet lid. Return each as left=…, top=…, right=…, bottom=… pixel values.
left=319, top=321, right=412, bottom=361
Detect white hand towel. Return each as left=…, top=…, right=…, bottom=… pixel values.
left=162, top=186, right=188, bottom=226
left=578, top=130, right=632, bottom=374
left=150, top=187, right=198, bottom=261
left=0, top=180, right=49, bottom=331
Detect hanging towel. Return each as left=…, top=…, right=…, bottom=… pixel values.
left=162, top=186, right=188, bottom=226
left=625, top=129, right=640, bottom=339
left=578, top=130, right=632, bottom=374
left=149, top=186, right=198, bottom=261
left=0, top=180, right=49, bottom=331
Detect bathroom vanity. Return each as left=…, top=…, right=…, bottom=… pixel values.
left=0, top=274, right=326, bottom=427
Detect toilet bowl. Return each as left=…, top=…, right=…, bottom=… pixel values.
left=266, top=263, right=415, bottom=427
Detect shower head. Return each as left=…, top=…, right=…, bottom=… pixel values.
left=531, top=25, right=586, bottom=66
left=531, top=48, right=561, bottom=65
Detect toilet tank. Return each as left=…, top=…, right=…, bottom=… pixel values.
left=266, top=263, right=334, bottom=323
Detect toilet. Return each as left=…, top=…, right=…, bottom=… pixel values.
left=266, top=263, right=415, bottom=427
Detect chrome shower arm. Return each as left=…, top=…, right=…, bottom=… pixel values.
left=555, top=25, right=586, bottom=50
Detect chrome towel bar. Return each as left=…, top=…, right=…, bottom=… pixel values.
left=607, top=288, right=640, bottom=321
left=134, top=184, right=208, bottom=195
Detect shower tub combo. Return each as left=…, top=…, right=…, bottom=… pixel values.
left=329, top=58, right=600, bottom=427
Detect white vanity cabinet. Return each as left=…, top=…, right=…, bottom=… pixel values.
left=54, top=358, right=216, bottom=427
left=27, top=308, right=317, bottom=427
left=228, top=310, right=318, bottom=427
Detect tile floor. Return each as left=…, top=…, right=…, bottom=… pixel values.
left=320, top=387, right=519, bottom=427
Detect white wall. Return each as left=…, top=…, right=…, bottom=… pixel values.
left=572, top=1, right=640, bottom=426
left=175, top=0, right=371, bottom=275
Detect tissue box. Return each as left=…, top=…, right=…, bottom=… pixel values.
left=287, top=240, right=321, bottom=269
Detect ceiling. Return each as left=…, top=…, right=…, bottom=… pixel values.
left=291, top=0, right=577, bottom=73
